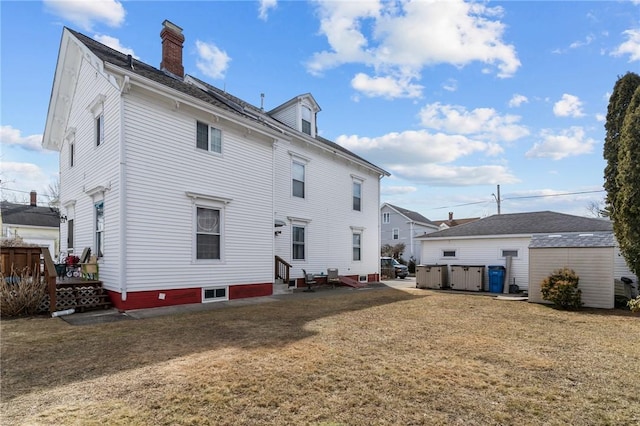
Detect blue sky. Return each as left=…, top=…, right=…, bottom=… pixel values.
left=1, top=0, right=639, bottom=221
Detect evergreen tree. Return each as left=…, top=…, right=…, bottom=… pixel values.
left=613, top=85, right=640, bottom=276
left=603, top=72, right=640, bottom=216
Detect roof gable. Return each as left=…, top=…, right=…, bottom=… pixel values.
left=383, top=203, right=436, bottom=227
left=421, top=211, right=612, bottom=238
left=52, top=28, right=388, bottom=177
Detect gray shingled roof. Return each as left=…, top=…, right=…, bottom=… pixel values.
left=419, top=211, right=612, bottom=238
left=68, top=29, right=387, bottom=175
left=386, top=204, right=435, bottom=225
left=1, top=201, right=60, bottom=228
left=529, top=232, right=615, bottom=248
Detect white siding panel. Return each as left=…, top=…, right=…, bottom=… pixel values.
left=58, top=56, right=121, bottom=288
left=529, top=247, right=614, bottom=309
left=272, top=106, right=296, bottom=130
left=614, top=246, right=637, bottom=283
left=274, top=138, right=380, bottom=281
left=122, top=90, right=274, bottom=292
left=420, top=237, right=531, bottom=290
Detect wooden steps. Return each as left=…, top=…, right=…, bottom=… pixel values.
left=40, top=280, right=112, bottom=313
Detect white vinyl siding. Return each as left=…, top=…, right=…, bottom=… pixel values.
left=529, top=247, right=614, bottom=309
left=421, top=236, right=531, bottom=291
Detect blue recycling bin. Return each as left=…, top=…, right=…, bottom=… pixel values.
left=488, top=265, right=506, bottom=293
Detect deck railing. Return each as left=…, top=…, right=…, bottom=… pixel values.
left=275, top=255, right=292, bottom=284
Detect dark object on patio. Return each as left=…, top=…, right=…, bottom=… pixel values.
left=302, top=269, right=315, bottom=292
left=509, top=284, right=520, bottom=294
left=327, top=268, right=340, bottom=288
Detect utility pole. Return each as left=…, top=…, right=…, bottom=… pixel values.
left=492, top=184, right=501, bottom=214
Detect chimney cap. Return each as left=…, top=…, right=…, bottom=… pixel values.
left=162, top=20, right=183, bottom=34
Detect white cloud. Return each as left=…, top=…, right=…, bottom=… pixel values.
left=595, top=113, right=606, bottom=122
left=336, top=130, right=492, bottom=166
left=0, top=125, right=44, bottom=152
left=508, top=94, right=528, bottom=108
left=307, top=0, right=520, bottom=98
left=418, top=103, right=529, bottom=142
left=553, top=94, right=585, bottom=117
left=569, top=35, right=594, bottom=49
left=195, top=40, right=231, bottom=80
left=0, top=162, right=52, bottom=199
left=526, top=127, right=596, bottom=160
left=258, top=0, right=277, bottom=21
left=43, top=0, right=125, bottom=31
left=94, top=34, right=137, bottom=58
left=387, top=164, right=519, bottom=186
left=351, top=73, right=423, bottom=99
left=611, top=28, right=640, bottom=62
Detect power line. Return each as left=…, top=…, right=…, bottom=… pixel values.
left=430, top=189, right=605, bottom=211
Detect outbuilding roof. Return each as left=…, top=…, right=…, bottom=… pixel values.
left=1, top=201, right=60, bottom=228
left=529, top=232, right=615, bottom=248
left=418, top=211, right=612, bottom=238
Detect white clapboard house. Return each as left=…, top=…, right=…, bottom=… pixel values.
left=43, top=21, right=389, bottom=310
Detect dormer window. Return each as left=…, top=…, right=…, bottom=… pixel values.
left=301, top=105, right=312, bottom=135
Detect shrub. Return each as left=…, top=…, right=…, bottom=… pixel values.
left=540, top=267, right=582, bottom=310
left=0, top=267, right=47, bottom=317
left=628, top=296, right=640, bottom=313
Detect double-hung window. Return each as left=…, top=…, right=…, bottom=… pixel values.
left=292, top=161, right=305, bottom=198
left=68, top=219, right=74, bottom=250
left=353, top=233, right=361, bottom=261
left=196, top=121, right=222, bottom=154
left=301, top=105, right=312, bottom=135
left=353, top=181, right=362, bottom=211
left=196, top=207, right=221, bottom=260
left=393, top=228, right=399, bottom=240
left=382, top=212, right=390, bottom=224
left=96, top=113, right=104, bottom=146
left=95, top=201, right=104, bottom=257
left=292, top=225, right=305, bottom=260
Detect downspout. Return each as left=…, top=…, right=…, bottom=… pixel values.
left=378, top=174, right=383, bottom=280
left=118, top=76, right=129, bottom=302
left=272, top=139, right=277, bottom=285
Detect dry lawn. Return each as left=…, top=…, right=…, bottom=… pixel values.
left=2, top=287, right=639, bottom=425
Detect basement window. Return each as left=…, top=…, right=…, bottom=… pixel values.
left=203, top=286, right=228, bottom=302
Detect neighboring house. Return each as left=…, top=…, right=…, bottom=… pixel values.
left=1, top=191, right=60, bottom=258
left=380, top=203, right=438, bottom=264
left=431, top=212, right=480, bottom=230
left=42, top=21, right=389, bottom=310
left=416, top=211, right=636, bottom=308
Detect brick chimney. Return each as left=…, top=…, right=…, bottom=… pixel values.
left=448, top=211, right=453, bottom=221
left=30, top=190, right=37, bottom=206
left=160, top=20, right=184, bottom=78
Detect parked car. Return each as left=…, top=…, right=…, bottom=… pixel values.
left=381, top=257, right=409, bottom=279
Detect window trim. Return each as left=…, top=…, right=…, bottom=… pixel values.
left=352, top=232, right=362, bottom=261
left=202, top=286, right=229, bottom=303
left=196, top=206, right=221, bottom=261
left=186, top=192, right=230, bottom=263
left=392, top=228, right=399, bottom=240
left=301, top=105, right=312, bottom=136
left=67, top=219, right=74, bottom=250
left=441, top=249, right=457, bottom=259
left=196, top=120, right=223, bottom=154
left=292, top=160, right=306, bottom=199
left=352, top=180, right=362, bottom=212
left=500, top=249, right=519, bottom=258
left=95, top=201, right=104, bottom=258
left=95, top=113, right=104, bottom=146
left=382, top=212, right=390, bottom=224
left=292, top=224, right=306, bottom=261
